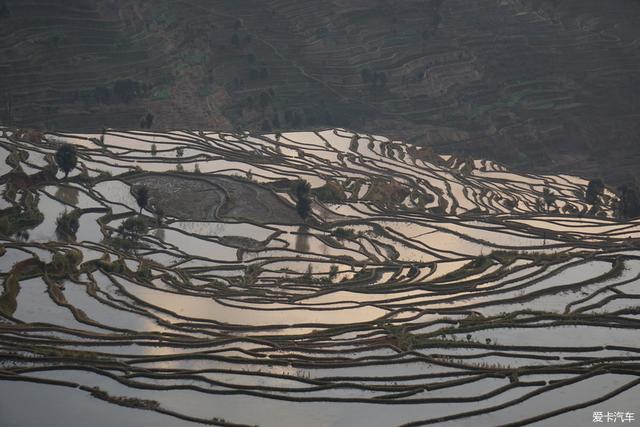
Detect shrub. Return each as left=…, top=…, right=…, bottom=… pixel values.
left=542, top=187, right=557, bottom=211
left=329, top=265, right=339, bottom=280
left=363, top=179, right=409, bottom=205
left=333, top=227, right=356, bottom=239
left=117, top=216, right=148, bottom=241
left=294, top=180, right=311, bottom=220
left=617, top=184, right=640, bottom=219
left=314, top=181, right=346, bottom=202
left=133, top=185, right=149, bottom=214
left=384, top=324, right=417, bottom=351
left=48, top=249, right=83, bottom=277
left=56, top=210, right=80, bottom=240
left=100, top=258, right=126, bottom=274
left=136, top=261, right=152, bottom=280
left=0, top=191, right=44, bottom=237
left=296, top=197, right=311, bottom=219
left=585, top=179, right=604, bottom=205
left=54, top=144, right=77, bottom=178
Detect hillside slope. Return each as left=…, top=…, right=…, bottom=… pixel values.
left=2, top=0, right=640, bottom=183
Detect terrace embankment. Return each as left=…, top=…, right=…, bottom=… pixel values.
left=2, top=127, right=640, bottom=425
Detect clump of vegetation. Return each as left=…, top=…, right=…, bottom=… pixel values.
left=329, top=265, right=339, bottom=280
left=47, top=249, right=83, bottom=278
left=109, top=216, right=148, bottom=252
left=89, top=387, right=160, bottom=410
left=108, top=238, right=137, bottom=253
left=55, top=209, right=81, bottom=240
left=407, top=145, right=444, bottom=165
left=383, top=323, right=418, bottom=351
left=585, top=178, right=604, bottom=205
left=542, top=186, right=557, bottom=212
left=503, top=198, right=516, bottom=211
left=54, top=143, right=77, bottom=178
left=133, top=185, right=150, bottom=214
left=491, top=250, right=569, bottom=265
left=349, top=135, right=359, bottom=151
left=439, top=255, right=493, bottom=281
left=332, top=227, right=356, bottom=240
left=1, top=257, right=45, bottom=314
left=237, top=263, right=261, bottom=286
left=314, top=180, right=346, bottom=202
left=96, top=255, right=128, bottom=275
left=363, top=179, right=409, bottom=205
left=292, top=264, right=332, bottom=285
left=15, top=129, right=43, bottom=144
left=0, top=191, right=44, bottom=237
left=343, top=268, right=372, bottom=283
left=76, top=167, right=91, bottom=184
left=154, top=207, right=164, bottom=226
left=457, top=156, right=476, bottom=175
left=468, top=255, right=492, bottom=270
left=490, top=250, right=521, bottom=265
left=616, top=184, right=640, bottom=219
left=3, top=179, right=18, bottom=202
left=136, top=260, right=153, bottom=280
left=118, top=216, right=147, bottom=240
left=302, top=263, right=314, bottom=281
left=294, top=180, right=311, bottom=220
left=0, top=273, right=20, bottom=316
left=6, top=149, right=28, bottom=170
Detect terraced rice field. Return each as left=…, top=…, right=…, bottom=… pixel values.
left=0, top=127, right=639, bottom=426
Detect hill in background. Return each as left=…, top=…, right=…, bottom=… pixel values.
left=2, top=0, right=640, bottom=184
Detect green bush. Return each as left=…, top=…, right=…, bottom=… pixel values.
left=54, top=144, right=77, bottom=178
left=333, top=227, right=356, bottom=239
left=117, top=216, right=148, bottom=240
left=314, top=181, right=346, bottom=202
left=48, top=249, right=83, bottom=277
left=56, top=210, right=81, bottom=240
left=0, top=191, right=44, bottom=237
left=136, top=261, right=152, bottom=280
left=109, top=216, right=149, bottom=252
